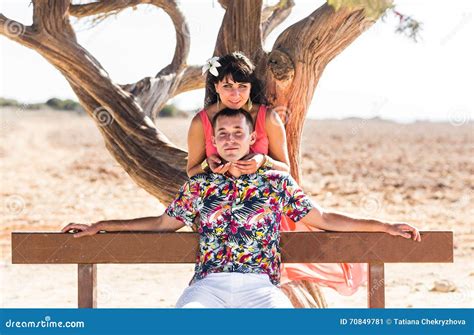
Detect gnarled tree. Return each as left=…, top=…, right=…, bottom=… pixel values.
left=1, top=0, right=404, bottom=308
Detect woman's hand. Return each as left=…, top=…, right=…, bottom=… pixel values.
left=385, top=222, right=421, bottom=242
left=234, top=153, right=266, bottom=174
left=208, top=154, right=232, bottom=174
left=61, top=222, right=102, bottom=238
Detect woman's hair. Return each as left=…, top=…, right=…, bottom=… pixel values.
left=204, top=51, right=267, bottom=108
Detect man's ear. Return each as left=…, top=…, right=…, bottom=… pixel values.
left=211, top=135, right=217, bottom=148
left=249, top=131, right=257, bottom=145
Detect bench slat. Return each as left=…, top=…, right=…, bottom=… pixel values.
left=11, top=231, right=453, bottom=264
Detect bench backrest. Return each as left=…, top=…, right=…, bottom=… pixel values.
left=11, top=231, right=453, bottom=308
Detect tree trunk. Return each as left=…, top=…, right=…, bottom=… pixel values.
left=1, top=0, right=377, bottom=307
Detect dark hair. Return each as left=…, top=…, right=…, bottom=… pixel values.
left=211, top=108, right=255, bottom=133
left=204, top=52, right=268, bottom=108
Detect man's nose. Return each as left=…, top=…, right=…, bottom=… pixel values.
left=225, top=133, right=238, bottom=142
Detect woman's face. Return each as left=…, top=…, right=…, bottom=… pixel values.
left=214, top=75, right=252, bottom=110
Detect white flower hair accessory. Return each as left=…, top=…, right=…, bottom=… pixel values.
left=202, top=56, right=221, bottom=77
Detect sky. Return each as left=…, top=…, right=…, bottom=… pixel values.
left=1, top=0, right=473, bottom=123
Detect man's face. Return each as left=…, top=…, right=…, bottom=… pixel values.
left=212, top=114, right=256, bottom=162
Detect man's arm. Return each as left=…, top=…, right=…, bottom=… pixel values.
left=61, top=214, right=185, bottom=238
left=299, top=207, right=421, bottom=241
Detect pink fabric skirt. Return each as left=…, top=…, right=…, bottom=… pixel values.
left=280, top=216, right=367, bottom=296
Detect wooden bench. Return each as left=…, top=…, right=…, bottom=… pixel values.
left=11, top=231, right=453, bottom=308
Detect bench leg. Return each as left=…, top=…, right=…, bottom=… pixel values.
left=367, top=262, right=385, bottom=308
left=78, top=264, right=97, bottom=308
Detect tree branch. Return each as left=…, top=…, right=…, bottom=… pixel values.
left=70, top=0, right=190, bottom=120
left=69, top=80, right=188, bottom=203
left=268, top=2, right=374, bottom=181
left=122, top=64, right=205, bottom=119
left=70, top=0, right=189, bottom=76
left=217, top=0, right=229, bottom=10
left=120, top=75, right=177, bottom=119
left=69, top=0, right=141, bottom=18
left=214, top=0, right=264, bottom=60
left=151, top=0, right=189, bottom=75
left=0, top=14, right=34, bottom=43
left=2, top=0, right=189, bottom=204
left=33, top=0, right=76, bottom=38
left=273, top=3, right=371, bottom=67
left=173, top=65, right=205, bottom=96
left=261, top=0, right=295, bottom=41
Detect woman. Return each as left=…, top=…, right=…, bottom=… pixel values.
left=187, top=52, right=290, bottom=177
left=188, top=52, right=366, bottom=307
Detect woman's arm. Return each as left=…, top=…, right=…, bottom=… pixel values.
left=265, top=108, right=290, bottom=172
left=187, top=114, right=208, bottom=177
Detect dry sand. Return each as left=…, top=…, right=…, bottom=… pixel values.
left=1, top=108, right=472, bottom=308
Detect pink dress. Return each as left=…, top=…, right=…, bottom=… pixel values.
left=199, top=105, right=367, bottom=295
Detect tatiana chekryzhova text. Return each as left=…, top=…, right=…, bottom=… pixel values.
left=393, top=318, right=466, bottom=326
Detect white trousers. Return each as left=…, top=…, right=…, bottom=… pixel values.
left=175, top=272, right=293, bottom=308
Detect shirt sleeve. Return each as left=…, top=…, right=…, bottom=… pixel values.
left=280, top=175, right=315, bottom=222
left=165, top=180, right=200, bottom=227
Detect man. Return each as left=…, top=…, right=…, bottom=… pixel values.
left=62, top=108, right=421, bottom=308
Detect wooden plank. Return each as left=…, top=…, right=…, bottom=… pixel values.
left=78, top=264, right=96, bottom=308
left=367, top=263, right=385, bottom=308
left=11, top=231, right=453, bottom=264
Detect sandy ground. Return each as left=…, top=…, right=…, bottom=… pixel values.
left=1, top=108, right=473, bottom=308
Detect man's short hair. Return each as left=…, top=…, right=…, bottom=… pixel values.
left=211, top=108, right=255, bottom=133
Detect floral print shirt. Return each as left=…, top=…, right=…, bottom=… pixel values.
left=165, top=167, right=314, bottom=286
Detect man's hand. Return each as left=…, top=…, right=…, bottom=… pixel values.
left=61, top=222, right=102, bottom=238
left=385, top=222, right=421, bottom=241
